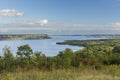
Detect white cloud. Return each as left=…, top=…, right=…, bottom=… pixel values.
left=0, top=28, right=9, bottom=32
left=12, top=19, right=49, bottom=26
left=111, top=22, right=120, bottom=30
left=0, top=9, right=24, bottom=17
left=1, top=20, right=120, bottom=34
left=112, top=22, right=120, bottom=26
left=36, top=19, right=48, bottom=25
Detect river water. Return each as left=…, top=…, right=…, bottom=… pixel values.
left=0, top=35, right=103, bottom=56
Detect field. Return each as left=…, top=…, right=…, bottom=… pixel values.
left=1, top=65, right=120, bottom=80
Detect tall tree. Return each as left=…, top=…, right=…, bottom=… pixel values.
left=3, top=46, right=14, bottom=71
left=16, top=44, right=33, bottom=69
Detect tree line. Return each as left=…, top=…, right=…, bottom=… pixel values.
left=0, top=42, right=120, bottom=72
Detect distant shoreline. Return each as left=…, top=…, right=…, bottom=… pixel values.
left=0, top=34, right=52, bottom=40
left=53, top=34, right=120, bottom=39
left=56, top=38, right=120, bottom=47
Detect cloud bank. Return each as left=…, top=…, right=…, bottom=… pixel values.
left=0, top=9, right=24, bottom=17
left=112, top=22, right=120, bottom=27
left=26, top=19, right=48, bottom=25
left=0, top=7, right=120, bottom=35
left=1, top=20, right=120, bottom=34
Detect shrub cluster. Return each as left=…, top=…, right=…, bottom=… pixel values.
left=0, top=42, right=120, bottom=72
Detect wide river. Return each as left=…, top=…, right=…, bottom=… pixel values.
left=0, top=35, right=103, bottom=56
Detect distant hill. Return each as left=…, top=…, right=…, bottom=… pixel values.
left=0, top=34, right=52, bottom=40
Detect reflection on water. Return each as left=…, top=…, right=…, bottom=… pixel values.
left=0, top=36, right=102, bottom=56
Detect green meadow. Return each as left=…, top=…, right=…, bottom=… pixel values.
left=1, top=65, right=120, bottom=80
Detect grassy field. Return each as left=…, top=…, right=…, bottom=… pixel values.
left=0, top=65, right=120, bottom=80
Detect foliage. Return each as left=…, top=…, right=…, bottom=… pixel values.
left=113, top=45, right=120, bottom=53
left=32, top=51, right=46, bottom=69
left=0, top=34, right=51, bottom=40
left=0, top=39, right=120, bottom=73
left=3, top=46, right=14, bottom=71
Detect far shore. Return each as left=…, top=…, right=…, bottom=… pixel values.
left=0, top=34, right=52, bottom=40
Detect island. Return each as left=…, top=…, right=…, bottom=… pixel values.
left=56, top=39, right=120, bottom=47
left=0, top=34, right=52, bottom=40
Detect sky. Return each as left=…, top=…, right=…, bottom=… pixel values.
left=0, top=0, right=120, bottom=34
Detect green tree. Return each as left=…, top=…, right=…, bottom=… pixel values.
left=56, top=48, right=74, bottom=68
left=16, top=44, right=33, bottom=70
left=33, top=51, right=46, bottom=69
left=3, top=46, right=14, bottom=71
left=113, top=45, right=120, bottom=53
left=17, top=44, right=33, bottom=58
left=0, top=56, right=3, bottom=72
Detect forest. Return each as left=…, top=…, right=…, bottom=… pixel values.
left=0, top=39, right=120, bottom=80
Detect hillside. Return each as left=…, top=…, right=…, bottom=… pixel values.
left=0, top=34, right=52, bottom=40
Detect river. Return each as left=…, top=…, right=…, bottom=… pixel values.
left=0, top=35, right=103, bottom=56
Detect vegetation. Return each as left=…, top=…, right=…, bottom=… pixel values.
left=0, top=34, right=51, bottom=40
left=0, top=39, right=120, bottom=79
left=56, top=39, right=120, bottom=47
left=1, top=66, right=120, bottom=80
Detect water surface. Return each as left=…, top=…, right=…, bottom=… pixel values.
left=0, top=36, right=103, bottom=56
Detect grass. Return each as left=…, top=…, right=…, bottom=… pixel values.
left=0, top=65, right=120, bottom=80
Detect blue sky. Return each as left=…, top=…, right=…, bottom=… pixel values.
left=0, top=0, right=120, bottom=34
